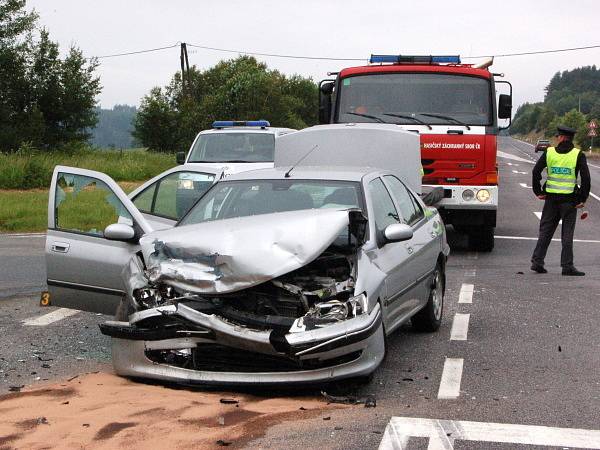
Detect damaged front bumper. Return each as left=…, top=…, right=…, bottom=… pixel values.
left=100, top=302, right=384, bottom=385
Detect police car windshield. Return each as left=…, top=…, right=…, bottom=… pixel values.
left=188, top=133, right=275, bottom=163
left=336, top=73, right=492, bottom=126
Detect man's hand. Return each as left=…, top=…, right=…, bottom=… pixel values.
left=575, top=202, right=585, bottom=209
left=537, top=195, right=546, bottom=200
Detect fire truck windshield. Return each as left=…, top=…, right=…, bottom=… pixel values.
left=336, top=73, right=492, bottom=126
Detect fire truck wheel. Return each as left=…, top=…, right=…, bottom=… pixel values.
left=468, top=226, right=495, bottom=252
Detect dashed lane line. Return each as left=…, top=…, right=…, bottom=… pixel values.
left=519, top=182, right=531, bottom=188
left=496, top=235, right=600, bottom=243
left=437, top=358, right=463, bottom=400
left=379, top=417, right=600, bottom=450
left=511, top=169, right=527, bottom=174
left=449, top=313, right=470, bottom=341
left=458, top=283, right=473, bottom=304
left=497, top=150, right=534, bottom=164
left=22, top=308, right=80, bottom=326
left=590, top=191, right=600, bottom=202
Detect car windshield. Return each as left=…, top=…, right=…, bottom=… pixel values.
left=180, top=179, right=361, bottom=225
left=336, top=73, right=492, bottom=126
left=187, top=133, right=275, bottom=163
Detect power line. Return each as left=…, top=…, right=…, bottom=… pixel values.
left=465, top=44, right=600, bottom=59
left=186, top=43, right=365, bottom=61
left=93, top=43, right=179, bottom=59
left=90, top=42, right=600, bottom=62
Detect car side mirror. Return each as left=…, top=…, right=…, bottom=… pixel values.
left=384, top=223, right=413, bottom=243
left=176, top=152, right=186, bottom=165
left=104, top=223, right=135, bottom=241
left=319, top=81, right=334, bottom=124
left=498, top=94, right=512, bottom=119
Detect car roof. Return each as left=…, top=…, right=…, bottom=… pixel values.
left=197, top=127, right=295, bottom=136
left=224, top=166, right=384, bottom=182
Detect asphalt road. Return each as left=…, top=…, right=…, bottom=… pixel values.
left=1, top=137, right=599, bottom=449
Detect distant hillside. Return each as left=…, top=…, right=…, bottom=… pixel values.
left=90, top=105, right=137, bottom=149
left=511, top=66, right=600, bottom=149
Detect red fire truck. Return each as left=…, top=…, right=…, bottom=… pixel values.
left=318, top=55, right=512, bottom=251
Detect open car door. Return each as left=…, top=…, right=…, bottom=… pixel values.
left=45, top=166, right=155, bottom=315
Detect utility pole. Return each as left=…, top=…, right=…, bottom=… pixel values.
left=180, top=42, right=191, bottom=97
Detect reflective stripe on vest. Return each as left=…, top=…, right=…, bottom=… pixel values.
left=545, top=146, right=580, bottom=194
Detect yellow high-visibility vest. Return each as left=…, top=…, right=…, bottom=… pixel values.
left=545, top=146, right=580, bottom=194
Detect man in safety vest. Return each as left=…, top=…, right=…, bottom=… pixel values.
left=531, top=125, right=591, bottom=275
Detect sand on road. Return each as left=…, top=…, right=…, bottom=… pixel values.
left=0, top=372, right=341, bottom=449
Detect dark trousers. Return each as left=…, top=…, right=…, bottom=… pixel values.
left=531, top=198, right=577, bottom=268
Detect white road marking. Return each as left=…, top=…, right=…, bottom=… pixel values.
left=458, top=283, right=474, bottom=304
left=589, top=162, right=600, bottom=169
left=506, top=162, right=518, bottom=166
left=23, top=308, right=80, bottom=326
left=511, top=169, right=527, bottom=174
left=464, top=268, right=476, bottom=277
left=437, top=358, right=463, bottom=399
left=497, top=150, right=534, bottom=164
left=534, top=211, right=561, bottom=224
left=496, top=235, right=600, bottom=243
left=518, top=182, right=531, bottom=188
left=450, top=313, right=470, bottom=341
left=379, top=417, right=600, bottom=450
left=589, top=191, right=600, bottom=202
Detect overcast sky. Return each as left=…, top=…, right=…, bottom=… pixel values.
left=27, top=0, right=600, bottom=111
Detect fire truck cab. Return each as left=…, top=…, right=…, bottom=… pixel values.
left=319, top=54, right=512, bottom=251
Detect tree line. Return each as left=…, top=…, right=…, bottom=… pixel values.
left=511, top=66, right=600, bottom=149
left=133, top=55, right=318, bottom=153
left=0, top=0, right=100, bottom=152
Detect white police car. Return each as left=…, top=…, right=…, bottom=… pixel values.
left=177, top=120, right=295, bottom=176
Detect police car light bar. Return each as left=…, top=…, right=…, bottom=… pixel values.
left=212, top=120, right=270, bottom=129
left=369, top=55, right=461, bottom=64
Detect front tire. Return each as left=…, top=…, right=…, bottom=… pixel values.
left=411, top=264, right=444, bottom=332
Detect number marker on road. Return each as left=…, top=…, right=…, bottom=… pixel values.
left=458, top=283, right=474, bottom=304
left=450, top=313, right=470, bottom=341
left=23, top=308, right=80, bottom=326
left=437, top=358, right=463, bottom=399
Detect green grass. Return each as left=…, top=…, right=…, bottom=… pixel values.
left=0, top=182, right=142, bottom=233
left=0, top=148, right=176, bottom=189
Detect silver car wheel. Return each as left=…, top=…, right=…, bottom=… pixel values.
left=432, top=270, right=443, bottom=321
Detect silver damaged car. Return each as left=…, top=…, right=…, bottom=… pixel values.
left=46, top=163, right=449, bottom=385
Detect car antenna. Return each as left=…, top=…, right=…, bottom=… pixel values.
left=284, top=144, right=319, bottom=178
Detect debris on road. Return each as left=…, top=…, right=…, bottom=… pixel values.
left=321, top=391, right=377, bottom=408
left=219, top=398, right=239, bottom=404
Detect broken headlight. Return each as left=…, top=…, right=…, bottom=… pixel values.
left=296, top=293, right=368, bottom=329
left=133, top=284, right=176, bottom=309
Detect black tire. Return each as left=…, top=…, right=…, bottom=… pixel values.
left=411, top=263, right=444, bottom=332
left=468, top=226, right=494, bottom=252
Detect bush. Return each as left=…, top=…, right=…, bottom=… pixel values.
left=0, top=147, right=175, bottom=190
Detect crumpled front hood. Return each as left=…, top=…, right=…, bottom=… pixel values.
left=139, top=209, right=351, bottom=294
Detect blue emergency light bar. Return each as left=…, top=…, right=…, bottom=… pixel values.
left=212, top=120, right=270, bottom=129
left=369, top=55, right=461, bottom=64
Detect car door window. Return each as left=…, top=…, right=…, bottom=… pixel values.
left=55, top=173, right=133, bottom=236
left=368, top=178, right=400, bottom=233
left=383, top=175, right=424, bottom=225
left=132, top=171, right=215, bottom=220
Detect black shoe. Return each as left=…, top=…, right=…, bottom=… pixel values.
left=562, top=267, right=585, bottom=276
left=531, top=264, right=547, bottom=274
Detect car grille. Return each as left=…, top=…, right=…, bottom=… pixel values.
left=145, top=345, right=361, bottom=373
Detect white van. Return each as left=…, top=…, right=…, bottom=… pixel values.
left=178, top=120, right=295, bottom=176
